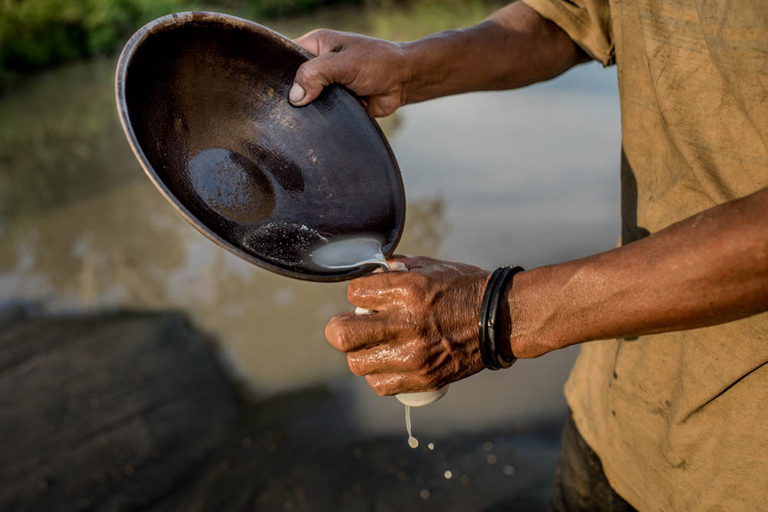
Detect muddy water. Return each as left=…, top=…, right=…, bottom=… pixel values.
left=0, top=2, right=620, bottom=435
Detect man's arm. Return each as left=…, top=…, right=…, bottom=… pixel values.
left=289, top=1, right=589, bottom=116
left=506, top=185, right=768, bottom=359
left=326, top=186, right=768, bottom=395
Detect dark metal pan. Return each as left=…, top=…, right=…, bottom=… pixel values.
left=115, top=12, right=405, bottom=282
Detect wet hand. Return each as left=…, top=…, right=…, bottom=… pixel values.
left=290, top=29, right=411, bottom=117
left=325, top=256, right=491, bottom=395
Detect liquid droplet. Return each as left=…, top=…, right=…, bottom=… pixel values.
left=444, top=470, right=453, bottom=479
left=427, top=442, right=435, bottom=450
left=405, top=405, right=418, bottom=449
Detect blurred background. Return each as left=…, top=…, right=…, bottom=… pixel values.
left=0, top=0, right=620, bottom=510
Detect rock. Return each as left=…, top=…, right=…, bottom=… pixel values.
left=0, top=311, right=238, bottom=512
left=0, top=310, right=563, bottom=511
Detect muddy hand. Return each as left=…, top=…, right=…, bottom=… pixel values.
left=325, top=256, right=491, bottom=395
left=290, top=30, right=412, bottom=117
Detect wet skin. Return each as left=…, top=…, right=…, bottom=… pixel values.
left=326, top=255, right=490, bottom=395
left=296, top=2, right=768, bottom=395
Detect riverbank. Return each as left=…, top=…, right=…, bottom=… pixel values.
left=0, top=308, right=563, bottom=511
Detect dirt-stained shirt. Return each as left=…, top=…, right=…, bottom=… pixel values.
left=521, top=0, right=768, bottom=510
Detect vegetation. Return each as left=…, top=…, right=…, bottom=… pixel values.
left=0, top=0, right=367, bottom=91
left=0, top=0, right=499, bottom=90
left=0, top=1, right=170, bottom=83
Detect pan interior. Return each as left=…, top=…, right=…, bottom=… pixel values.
left=120, top=14, right=405, bottom=280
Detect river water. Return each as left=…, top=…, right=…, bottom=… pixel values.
left=0, top=2, right=620, bottom=440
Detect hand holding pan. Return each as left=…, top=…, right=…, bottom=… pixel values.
left=115, top=12, right=446, bottom=406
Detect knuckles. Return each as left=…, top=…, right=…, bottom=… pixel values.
left=302, top=28, right=342, bottom=51
left=331, top=257, right=486, bottom=395
left=308, top=28, right=335, bottom=41
left=402, top=344, right=429, bottom=371
left=400, top=272, right=431, bottom=302
left=294, top=63, right=320, bottom=86
left=349, top=271, right=433, bottom=309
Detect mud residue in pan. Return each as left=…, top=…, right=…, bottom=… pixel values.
left=241, top=221, right=328, bottom=267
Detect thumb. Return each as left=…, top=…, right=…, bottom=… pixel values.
left=290, top=53, right=355, bottom=107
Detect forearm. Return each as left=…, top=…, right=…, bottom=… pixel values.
left=505, top=186, right=768, bottom=359
left=401, top=1, right=589, bottom=104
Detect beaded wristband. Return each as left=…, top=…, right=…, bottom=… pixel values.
left=478, top=265, right=525, bottom=370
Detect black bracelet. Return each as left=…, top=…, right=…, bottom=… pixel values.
left=479, top=267, right=505, bottom=370
left=478, top=265, right=525, bottom=370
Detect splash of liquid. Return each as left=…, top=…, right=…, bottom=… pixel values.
left=405, top=405, right=418, bottom=449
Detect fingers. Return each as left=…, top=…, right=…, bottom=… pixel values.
left=325, top=310, right=413, bottom=353
left=290, top=30, right=356, bottom=107
left=346, top=338, right=425, bottom=376
left=293, top=32, right=322, bottom=57
left=365, top=373, right=441, bottom=396
left=290, top=53, right=355, bottom=106
left=293, top=28, right=340, bottom=56
left=290, top=29, right=408, bottom=116
left=363, top=95, right=403, bottom=118
left=346, top=272, right=404, bottom=310
left=322, top=256, right=490, bottom=396
left=389, top=254, right=442, bottom=271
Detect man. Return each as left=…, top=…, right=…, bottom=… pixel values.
left=289, top=1, right=767, bottom=510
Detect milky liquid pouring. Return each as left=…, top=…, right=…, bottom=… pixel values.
left=308, top=237, right=389, bottom=272
left=405, top=405, right=418, bottom=449
left=309, top=237, right=443, bottom=448
left=310, top=237, right=419, bottom=448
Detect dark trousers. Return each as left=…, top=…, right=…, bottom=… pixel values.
left=548, top=412, right=637, bottom=512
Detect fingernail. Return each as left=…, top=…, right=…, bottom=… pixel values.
left=289, top=82, right=305, bottom=104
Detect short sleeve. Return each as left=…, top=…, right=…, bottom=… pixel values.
left=523, top=0, right=615, bottom=66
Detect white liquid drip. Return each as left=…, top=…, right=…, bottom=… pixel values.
left=309, top=237, right=388, bottom=271
left=310, top=237, right=449, bottom=427
left=405, top=405, right=418, bottom=449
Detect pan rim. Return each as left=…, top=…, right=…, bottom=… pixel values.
left=114, top=11, right=406, bottom=282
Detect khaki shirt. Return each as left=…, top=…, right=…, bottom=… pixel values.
left=522, top=0, right=768, bottom=510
